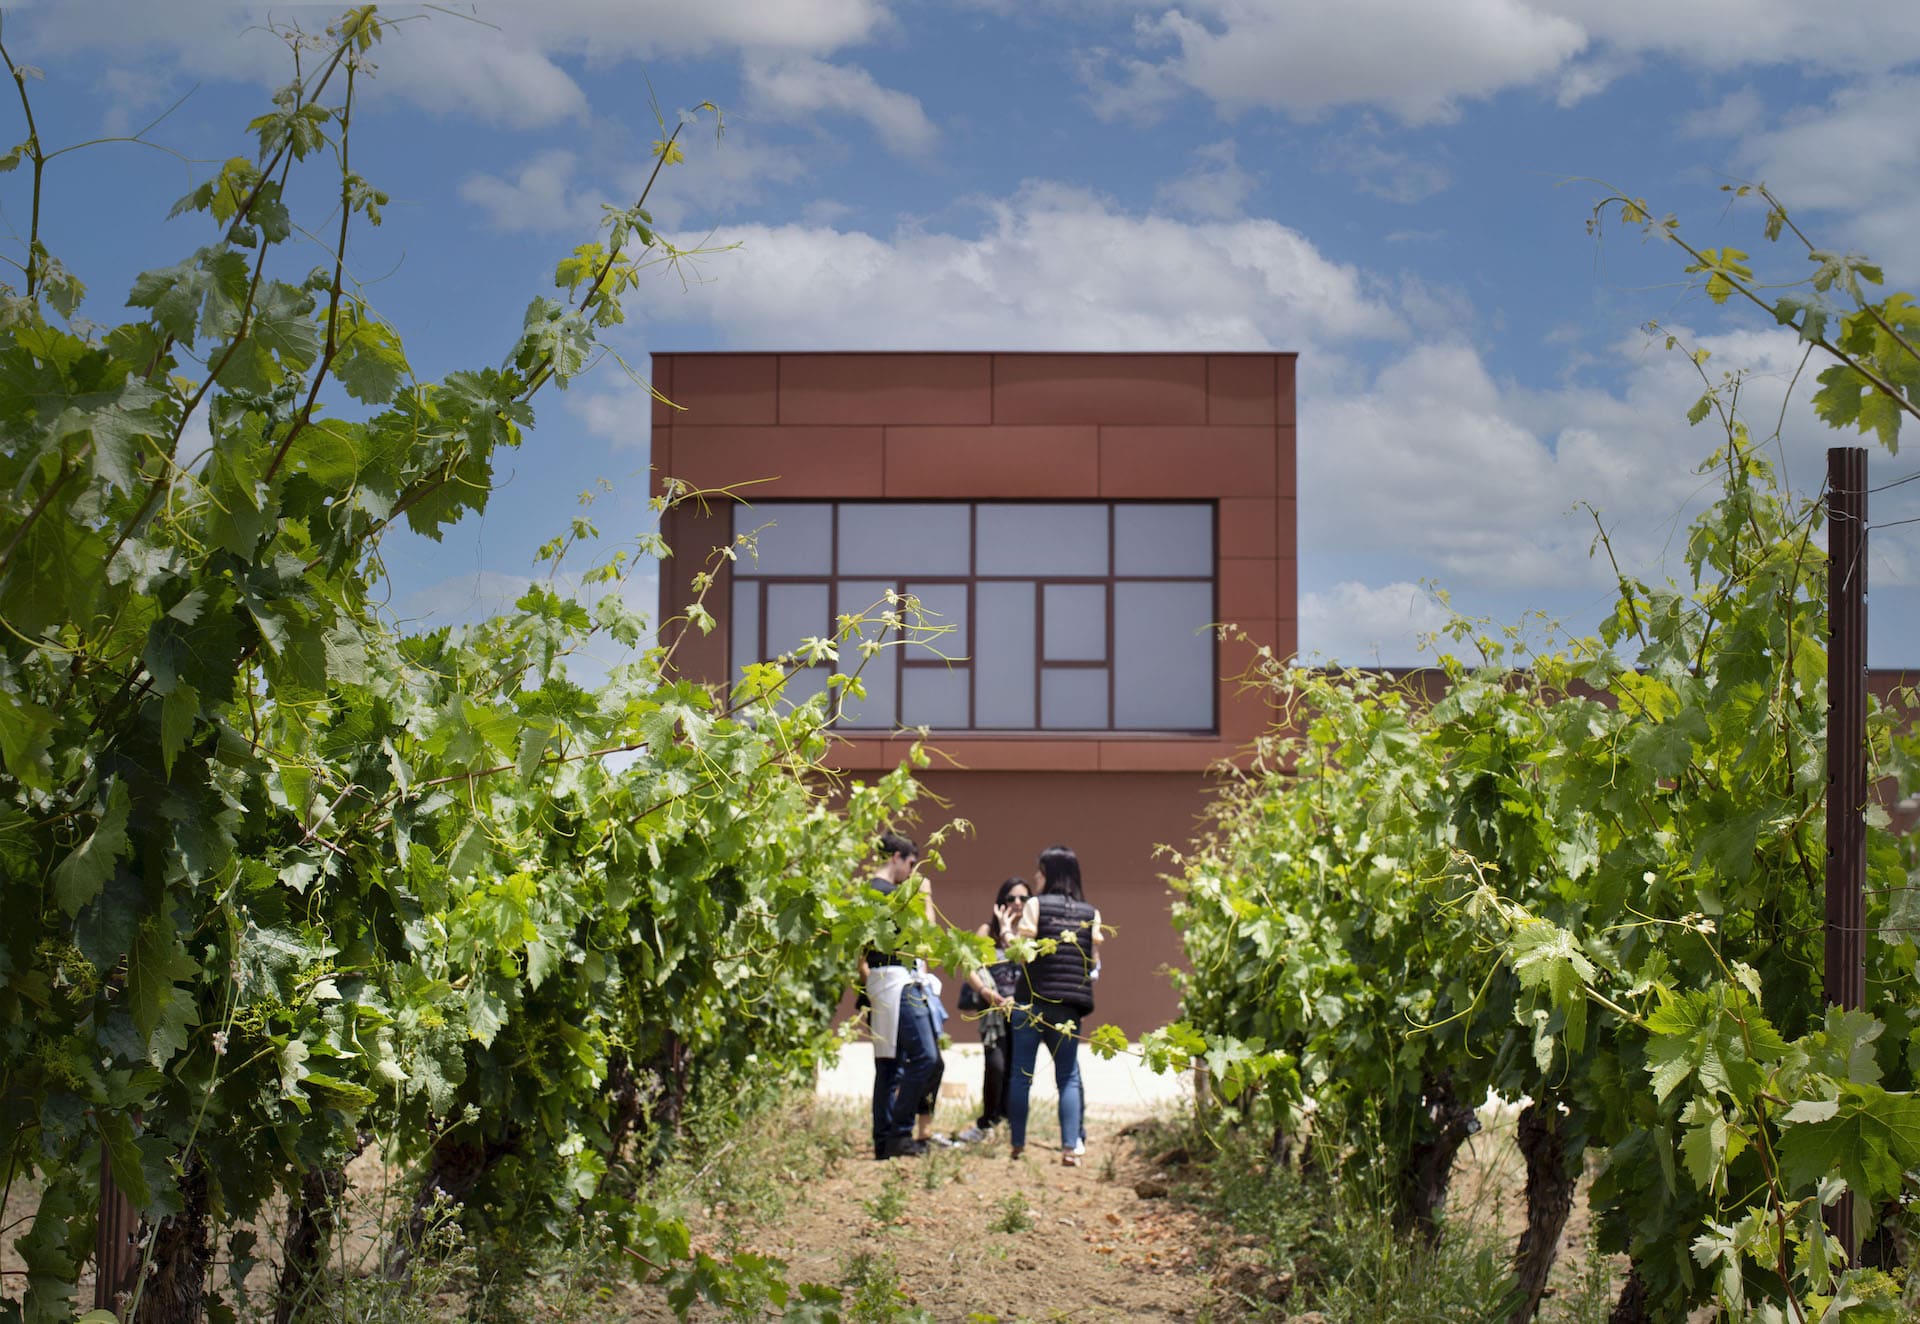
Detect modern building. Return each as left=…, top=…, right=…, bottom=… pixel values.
left=651, top=352, right=1297, bottom=1034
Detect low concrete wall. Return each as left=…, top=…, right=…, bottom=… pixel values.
left=818, top=1041, right=1192, bottom=1122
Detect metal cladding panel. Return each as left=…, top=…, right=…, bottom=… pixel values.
left=992, top=353, right=1209, bottom=425
left=780, top=353, right=993, bottom=425
left=884, top=425, right=1099, bottom=497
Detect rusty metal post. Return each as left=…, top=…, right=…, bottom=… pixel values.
left=1826, top=445, right=1868, bottom=1257
left=95, top=1140, right=141, bottom=1315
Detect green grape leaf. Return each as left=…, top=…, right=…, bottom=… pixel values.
left=332, top=309, right=410, bottom=403
left=52, top=780, right=131, bottom=916
left=128, top=916, right=200, bottom=1061
left=1778, top=1083, right=1920, bottom=1204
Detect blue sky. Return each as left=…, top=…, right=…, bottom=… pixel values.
left=14, top=0, right=1920, bottom=663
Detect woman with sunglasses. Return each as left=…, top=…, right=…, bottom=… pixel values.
left=954, top=878, right=1026, bottom=1144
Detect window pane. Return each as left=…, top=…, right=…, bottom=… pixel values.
left=902, top=666, right=970, bottom=729
left=1041, top=667, right=1108, bottom=729
left=1043, top=583, right=1106, bottom=661
left=1115, top=504, right=1213, bottom=576
left=765, top=582, right=828, bottom=659
left=1114, top=581, right=1215, bottom=730
left=835, top=579, right=898, bottom=728
left=904, top=581, right=968, bottom=658
left=977, top=504, right=1108, bottom=576
left=777, top=667, right=829, bottom=713
left=975, top=581, right=1035, bottom=729
left=736, top=502, right=832, bottom=575
left=838, top=503, right=970, bottom=576
left=730, top=580, right=758, bottom=675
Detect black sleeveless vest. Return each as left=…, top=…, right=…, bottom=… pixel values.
left=1020, top=894, right=1097, bottom=1015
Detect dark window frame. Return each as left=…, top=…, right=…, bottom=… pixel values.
left=731, top=499, right=1218, bottom=735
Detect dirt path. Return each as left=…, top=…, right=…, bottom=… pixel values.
left=749, top=1123, right=1212, bottom=1321
left=617, top=1097, right=1219, bottom=1323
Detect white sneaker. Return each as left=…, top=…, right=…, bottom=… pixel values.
left=1070, top=1139, right=1087, bottom=1157
left=954, top=1125, right=988, bottom=1144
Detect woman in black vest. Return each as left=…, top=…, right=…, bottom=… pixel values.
left=1007, top=845, right=1105, bottom=1165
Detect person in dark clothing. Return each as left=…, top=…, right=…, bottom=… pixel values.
left=955, top=878, right=1025, bottom=1143
left=912, top=976, right=958, bottom=1147
left=1007, top=845, right=1105, bottom=1166
left=862, top=831, right=941, bottom=1159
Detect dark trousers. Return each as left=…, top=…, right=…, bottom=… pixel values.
left=918, top=1052, right=946, bottom=1118
left=871, top=982, right=939, bottom=1150
left=978, top=1024, right=1011, bottom=1129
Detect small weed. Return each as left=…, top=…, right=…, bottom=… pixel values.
left=840, top=1249, right=933, bottom=1323
left=862, top=1167, right=912, bottom=1229
left=921, top=1143, right=961, bottom=1190
left=989, top=1191, right=1034, bottom=1234
left=1099, top=1151, right=1117, bottom=1182
left=1540, top=1233, right=1618, bottom=1324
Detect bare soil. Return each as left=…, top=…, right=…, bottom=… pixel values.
left=620, top=1101, right=1219, bottom=1323
left=754, top=1132, right=1211, bottom=1321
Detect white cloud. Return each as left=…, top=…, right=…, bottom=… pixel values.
left=573, top=372, right=657, bottom=452
left=1681, top=87, right=1765, bottom=140
left=1552, top=52, right=1637, bottom=107
left=742, top=56, right=936, bottom=157
left=459, top=129, right=810, bottom=233
left=23, top=1, right=897, bottom=128
left=1734, top=74, right=1920, bottom=282
left=460, top=149, right=606, bottom=234
left=1299, top=579, right=1451, bottom=664
left=22, top=6, right=591, bottom=129
left=1317, top=118, right=1452, bottom=204
left=92, top=66, right=178, bottom=135
left=1300, top=323, right=1833, bottom=594
left=652, top=181, right=1402, bottom=349
left=1155, top=139, right=1256, bottom=220
left=1080, top=1, right=1920, bottom=127
left=1539, top=0, right=1920, bottom=76
left=801, top=198, right=856, bottom=226
left=1086, top=0, right=1588, bottom=125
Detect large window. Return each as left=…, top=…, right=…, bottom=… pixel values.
left=729, top=501, right=1216, bottom=733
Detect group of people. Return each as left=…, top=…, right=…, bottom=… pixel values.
left=862, top=833, right=1106, bottom=1166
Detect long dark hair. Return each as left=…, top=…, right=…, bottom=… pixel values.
left=989, top=876, right=1027, bottom=944
left=1036, top=845, right=1083, bottom=901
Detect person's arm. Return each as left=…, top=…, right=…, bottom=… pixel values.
left=1016, top=896, right=1039, bottom=939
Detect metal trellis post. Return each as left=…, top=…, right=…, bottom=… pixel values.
left=1825, top=445, right=1868, bottom=1258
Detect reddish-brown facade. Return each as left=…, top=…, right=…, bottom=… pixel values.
left=652, top=352, right=1298, bottom=1034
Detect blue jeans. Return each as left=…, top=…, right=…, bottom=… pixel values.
left=872, top=982, right=940, bottom=1149
left=1006, top=1004, right=1084, bottom=1151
